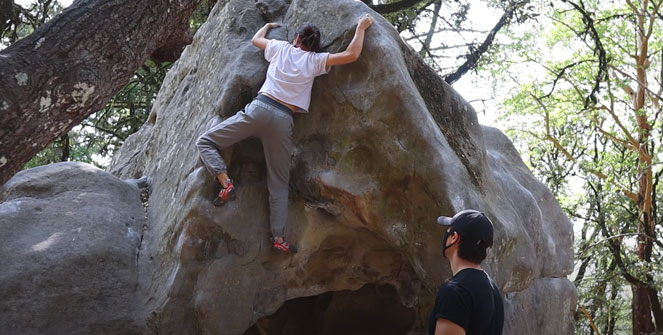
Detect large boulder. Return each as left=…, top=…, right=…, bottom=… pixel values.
left=109, top=0, right=576, bottom=333
left=0, top=162, right=147, bottom=334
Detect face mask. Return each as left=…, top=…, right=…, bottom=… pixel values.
left=442, top=229, right=457, bottom=258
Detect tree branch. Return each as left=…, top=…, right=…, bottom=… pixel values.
left=80, top=122, right=127, bottom=141
left=610, top=64, right=663, bottom=103
left=444, top=0, right=530, bottom=84
left=0, top=0, right=202, bottom=185
left=544, top=60, right=593, bottom=97
left=581, top=232, right=663, bottom=252
left=367, top=0, right=429, bottom=14
left=532, top=93, right=640, bottom=201
left=594, top=102, right=640, bottom=151
left=561, top=0, right=609, bottom=108
left=420, top=1, right=441, bottom=56
left=588, top=181, right=647, bottom=287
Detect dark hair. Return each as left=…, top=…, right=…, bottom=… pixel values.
left=457, top=233, right=492, bottom=264
left=295, top=23, right=321, bottom=52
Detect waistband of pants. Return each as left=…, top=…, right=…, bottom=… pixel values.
left=256, top=94, right=294, bottom=117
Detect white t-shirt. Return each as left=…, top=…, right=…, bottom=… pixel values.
left=258, top=40, right=330, bottom=113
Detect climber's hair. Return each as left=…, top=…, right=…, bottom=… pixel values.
left=458, top=235, right=491, bottom=264
left=295, top=23, right=321, bottom=52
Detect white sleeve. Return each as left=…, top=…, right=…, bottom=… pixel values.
left=264, top=40, right=284, bottom=62
left=313, top=52, right=331, bottom=76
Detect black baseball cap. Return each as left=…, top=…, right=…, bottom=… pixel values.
left=437, top=209, right=494, bottom=248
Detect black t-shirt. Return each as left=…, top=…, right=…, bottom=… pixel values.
left=428, top=268, right=504, bottom=335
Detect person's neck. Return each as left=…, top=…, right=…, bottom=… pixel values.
left=449, top=255, right=482, bottom=276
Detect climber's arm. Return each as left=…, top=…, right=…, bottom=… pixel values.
left=434, top=318, right=465, bottom=335
left=252, top=23, right=281, bottom=50
left=326, top=14, right=374, bottom=66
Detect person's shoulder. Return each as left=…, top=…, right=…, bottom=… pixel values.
left=451, top=269, right=492, bottom=290
left=268, top=39, right=289, bottom=50
left=456, top=268, right=488, bottom=280
left=437, top=279, right=465, bottom=297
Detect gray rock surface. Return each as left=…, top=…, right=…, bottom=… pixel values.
left=0, top=162, right=147, bottom=334
left=1, top=0, right=577, bottom=334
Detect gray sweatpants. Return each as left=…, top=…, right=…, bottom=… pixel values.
left=196, top=97, right=294, bottom=237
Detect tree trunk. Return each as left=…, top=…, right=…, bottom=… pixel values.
left=631, top=1, right=661, bottom=333
left=419, top=1, right=441, bottom=57
left=632, top=284, right=656, bottom=335
left=367, top=0, right=428, bottom=14
left=59, top=134, right=69, bottom=162
left=605, top=283, right=617, bottom=335
left=0, top=0, right=203, bottom=185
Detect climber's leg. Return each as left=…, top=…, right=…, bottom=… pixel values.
left=256, top=99, right=295, bottom=245
left=196, top=101, right=268, bottom=202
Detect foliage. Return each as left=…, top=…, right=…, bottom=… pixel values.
left=493, top=0, right=663, bottom=333
left=0, top=0, right=65, bottom=47
left=386, top=0, right=535, bottom=81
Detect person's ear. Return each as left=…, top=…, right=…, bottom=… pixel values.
left=450, top=231, right=460, bottom=244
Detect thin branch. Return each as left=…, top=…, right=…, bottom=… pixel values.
left=588, top=181, right=647, bottom=287
left=420, top=1, right=441, bottom=55
left=610, top=64, right=663, bottom=103
left=594, top=102, right=640, bottom=150
left=428, top=42, right=480, bottom=51
left=80, top=122, right=127, bottom=140
left=403, top=27, right=490, bottom=41
left=531, top=93, right=640, bottom=201
left=561, top=0, right=609, bottom=108
left=544, top=60, right=593, bottom=98
left=578, top=305, right=601, bottom=335
left=368, top=0, right=429, bottom=14
left=643, top=0, right=663, bottom=40
left=406, top=25, right=442, bottom=72
left=580, top=232, right=663, bottom=254
left=444, top=0, right=530, bottom=84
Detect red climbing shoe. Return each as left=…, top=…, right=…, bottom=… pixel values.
left=213, top=179, right=236, bottom=206
left=273, top=237, right=297, bottom=253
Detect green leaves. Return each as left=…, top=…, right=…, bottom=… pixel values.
left=492, top=0, right=663, bottom=332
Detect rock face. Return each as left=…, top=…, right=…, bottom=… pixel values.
left=109, top=0, right=577, bottom=333
left=0, top=162, right=147, bottom=334
left=1, top=0, right=576, bottom=334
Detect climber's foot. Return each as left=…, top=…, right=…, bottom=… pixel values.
left=213, top=179, right=236, bottom=206
left=272, top=236, right=297, bottom=253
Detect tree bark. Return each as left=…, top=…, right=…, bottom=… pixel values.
left=0, top=0, right=203, bottom=185
left=632, top=284, right=656, bottom=335
left=631, top=1, right=663, bottom=333
left=59, top=134, right=69, bottom=162
left=367, top=0, right=428, bottom=14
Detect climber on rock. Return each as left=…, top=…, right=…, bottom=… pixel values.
left=196, top=14, right=374, bottom=253
left=429, top=209, right=504, bottom=335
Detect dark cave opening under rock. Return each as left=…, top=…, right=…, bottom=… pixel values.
left=243, top=283, right=416, bottom=335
